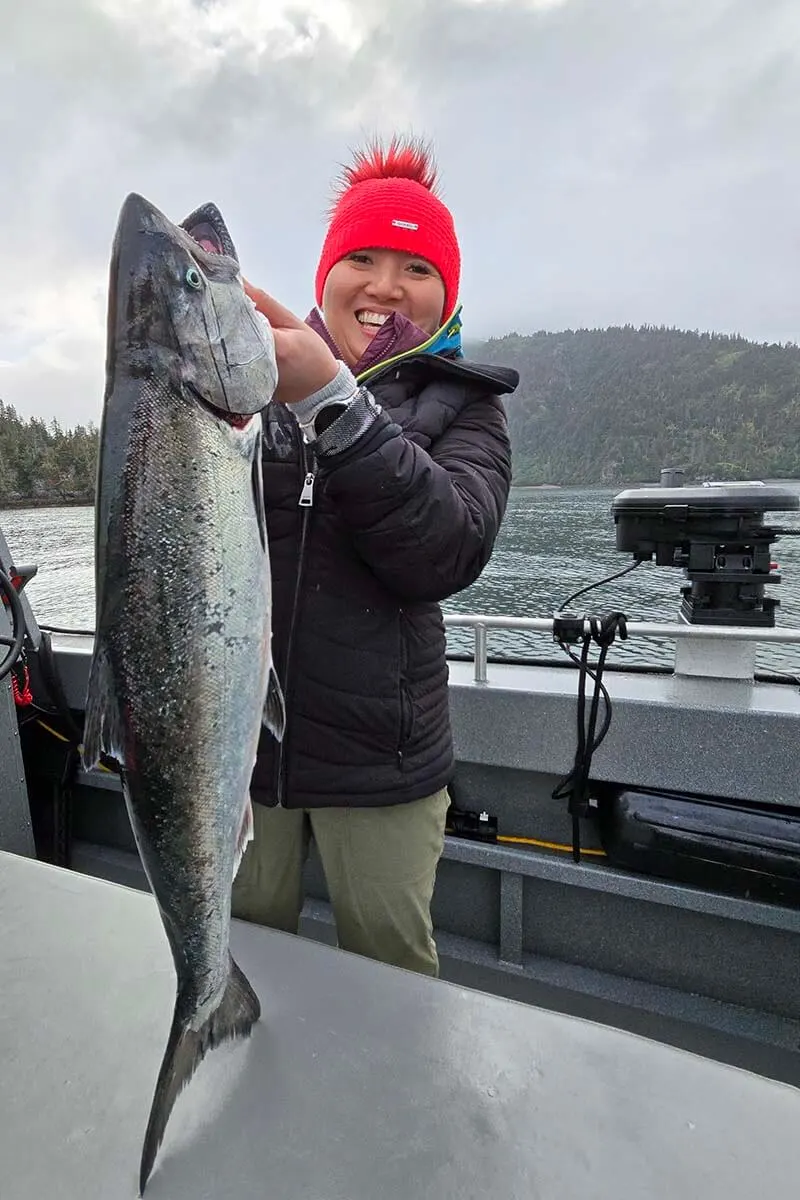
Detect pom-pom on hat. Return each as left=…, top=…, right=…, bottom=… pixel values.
left=314, top=135, right=461, bottom=323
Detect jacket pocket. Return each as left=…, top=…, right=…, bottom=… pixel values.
left=398, top=682, right=414, bottom=750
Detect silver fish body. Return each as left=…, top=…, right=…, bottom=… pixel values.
left=82, top=192, right=284, bottom=1194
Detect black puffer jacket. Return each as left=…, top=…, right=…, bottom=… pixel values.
left=251, top=352, right=518, bottom=809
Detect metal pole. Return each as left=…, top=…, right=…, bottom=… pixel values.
left=443, top=613, right=800, bottom=645
left=474, top=624, right=488, bottom=683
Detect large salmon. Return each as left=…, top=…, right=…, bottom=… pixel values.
left=82, top=192, right=284, bottom=1194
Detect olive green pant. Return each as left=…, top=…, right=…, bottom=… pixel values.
left=231, top=787, right=450, bottom=977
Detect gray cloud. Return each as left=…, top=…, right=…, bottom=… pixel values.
left=1, top=0, right=799, bottom=424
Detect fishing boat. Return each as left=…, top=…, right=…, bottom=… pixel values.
left=1, top=471, right=799, bottom=1197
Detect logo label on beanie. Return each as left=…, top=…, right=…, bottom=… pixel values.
left=392, top=219, right=419, bottom=230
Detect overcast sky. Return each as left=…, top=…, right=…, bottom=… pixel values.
left=2, top=0, right=799, bottom=426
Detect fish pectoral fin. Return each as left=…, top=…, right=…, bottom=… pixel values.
left=138, top=954, right=260, bottom=1195
left=232, top=796, right=254, bottom=882
left=81, top=640, right=125, bottom=772
left=262, top=665, right=286, bottom=742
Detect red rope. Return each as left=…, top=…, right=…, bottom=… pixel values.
left=11, top=664, right=33, bottom=707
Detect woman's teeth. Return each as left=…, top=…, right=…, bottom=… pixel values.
left=356, top=311, right=389, bottom=327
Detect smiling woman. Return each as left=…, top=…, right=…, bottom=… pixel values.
left=321, top=246, right=447, bottom=367
left=229, top=134, right=520, bottom=981
left=312, top=138, right=460, bottom=368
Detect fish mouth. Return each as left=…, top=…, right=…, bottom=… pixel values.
left=116, top=192, right=237, bottom=263
left=185, top=382, right=254, bottom=430
left=180, top=201, right=267, bottom=427
left=180, top=202, right=239, bottom=263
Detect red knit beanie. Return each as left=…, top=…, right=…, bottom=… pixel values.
left=315, top=136, right=461, bottom=322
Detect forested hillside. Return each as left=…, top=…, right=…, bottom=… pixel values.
left=0, top=402, right=97, bottom=505
left=2, top=324, right=800, bottom=505
left=477, top=325, right=800, bottom=485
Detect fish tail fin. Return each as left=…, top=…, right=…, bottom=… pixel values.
left=138, top=955, right=260, bottom=1195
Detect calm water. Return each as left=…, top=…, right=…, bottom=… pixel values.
left=3, top=486, right=800, bottom=674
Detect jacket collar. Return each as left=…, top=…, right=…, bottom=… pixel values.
left=372, top=351, right=520, bottom=396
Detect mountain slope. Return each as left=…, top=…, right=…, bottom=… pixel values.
left=473, top=325, right=800, bottom=484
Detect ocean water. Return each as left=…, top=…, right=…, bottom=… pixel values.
left=4, top=484, right=800, bottom=674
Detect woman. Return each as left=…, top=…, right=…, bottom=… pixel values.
left=230, top=136, right=518, bottom=977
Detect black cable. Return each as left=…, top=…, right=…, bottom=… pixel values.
left=557, top=558, right=642, bottom=613
left=551, top=614, right=628, bottom=861
left=550, top=561, right=641, bottom=862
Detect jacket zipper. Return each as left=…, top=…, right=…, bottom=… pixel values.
left=274, top=428, right=316, bottom=805
left=397, top=608, right=411, bottom=766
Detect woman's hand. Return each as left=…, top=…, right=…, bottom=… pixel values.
left=244, top=280, right=339, bottom=405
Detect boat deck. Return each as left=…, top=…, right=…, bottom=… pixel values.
left=1, top=849, right=798, bottom=1199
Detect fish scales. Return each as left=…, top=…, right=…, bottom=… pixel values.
left=111, top=378, right=270, bottom=999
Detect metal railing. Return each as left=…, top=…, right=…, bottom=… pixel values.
left=443, top=612, right=800, bottom=683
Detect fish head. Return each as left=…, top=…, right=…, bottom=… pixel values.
left=108, top=192, right=277, bottom=422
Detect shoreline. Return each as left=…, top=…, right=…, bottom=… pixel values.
left=4, top=478, right=800, bottom=513
left=0, top=498, right=94, bottom=512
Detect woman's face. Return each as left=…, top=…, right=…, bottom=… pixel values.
left=321, top=247, right=446, bottom=368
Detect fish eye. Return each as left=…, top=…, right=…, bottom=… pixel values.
left=185, top=267, right=203, bottom=290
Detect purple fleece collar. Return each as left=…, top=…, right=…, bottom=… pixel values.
left=305, top=307, right=431, bottom=377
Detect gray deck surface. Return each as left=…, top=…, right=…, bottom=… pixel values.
left=1, top=850, right=797, bottom=1200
